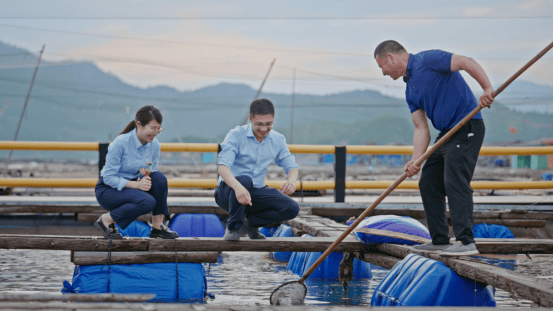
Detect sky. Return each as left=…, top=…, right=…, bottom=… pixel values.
left=0, top=0, right=552, bottom=98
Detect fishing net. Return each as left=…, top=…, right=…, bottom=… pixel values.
left=270, top=281, right=307, bottom=306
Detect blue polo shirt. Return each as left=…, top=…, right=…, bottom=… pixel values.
left=217, top=124, right=298, bottom=188
left=404, top=50, right=482, bottom=133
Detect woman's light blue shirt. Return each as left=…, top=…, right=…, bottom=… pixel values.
left=217, top=124, right=298, bottom=188
left=100, top=129, right=160, bottom=191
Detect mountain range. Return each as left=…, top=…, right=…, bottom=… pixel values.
left=1, top=40, right=552, bottom=159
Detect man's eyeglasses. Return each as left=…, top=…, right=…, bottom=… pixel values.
left=253, top=122, right=274, bottom=129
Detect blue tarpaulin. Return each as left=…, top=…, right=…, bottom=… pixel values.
left=348, top=215, right=430, bottom=245
left=62, top=221, right=208, bottom=301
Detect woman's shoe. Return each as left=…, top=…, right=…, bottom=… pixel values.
left=94, top=216, right=123, bottom=240
left=150, top=225, right=179, bottom=239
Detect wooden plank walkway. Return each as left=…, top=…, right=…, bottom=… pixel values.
left=287, top=214, right=553, bottom=307
left=2, top=196, right=552, bottom=229
left=71, top=251, right=219, bottom=265
left=0, top=234, right=364, bottom=253
left=1, top=233, right=550, bottom=254
left=2, top=195, right=553, bottom=204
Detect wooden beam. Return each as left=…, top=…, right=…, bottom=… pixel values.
left=75, top=213, right=151, bottom=223
left=354, top=249, right=401, bottom=270
left=147, top=237, right=364, bottom=253
left=0, top=235, right=364, bottom=253
left=0, top=234, right=148, bottom=251
left=472, top=219, right=546, bottom=228
left=72, top=251, right=219, bottom=265
left=310, top=207, right=553, bottom=221
left=373, top=243, right=553, bottom=307
left=0, top=293, right=156, bottom=302
left=0, top=205, right=228, bottom=215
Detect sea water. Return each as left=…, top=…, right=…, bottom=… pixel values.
left=0, top=249, right=536, bottom=308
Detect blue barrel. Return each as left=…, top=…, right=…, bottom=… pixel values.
left=63, top=221, right=207, bottom=301
left=169, top=214, right=225, bottom=237
left=270, top=224, right=294, bottom=262
left=473, top=223, right=515, bottom=239
left=371, top=253, right=495, bottom=306
left=260, top=225, right=279, bottom=238
left=473, top=223, right=515, bottom=269
left=287, top=234, right=372, bottom=280
left=66, top=262, right=207, bottom=301
left=116, top=221, right=151, bottom=237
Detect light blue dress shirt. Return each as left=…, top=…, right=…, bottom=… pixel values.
left=100, top=129, right=160, bottom=191
left=217, top=124, right=298, bottom=188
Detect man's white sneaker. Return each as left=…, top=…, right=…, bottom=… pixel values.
left=439, top=241, right=479, bottom=256
left=412, top=242, right=450, bottom=252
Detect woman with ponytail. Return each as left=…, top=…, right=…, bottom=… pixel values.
left=94, top=105, right=178, bottom=239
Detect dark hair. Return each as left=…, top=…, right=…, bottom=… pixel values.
left=374, top=40, right=406, bottom=59
left=120, top=105, right=163, bottom=135
left=249, top=98, right=275, bottom=117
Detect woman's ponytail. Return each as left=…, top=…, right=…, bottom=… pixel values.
left=120, top=120, right=136, bottom=135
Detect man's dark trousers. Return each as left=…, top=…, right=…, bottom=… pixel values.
left=214, top=175, right=300, bottom=230
left=418, top=119, right=485, bottom=246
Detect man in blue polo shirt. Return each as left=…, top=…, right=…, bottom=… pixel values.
left=215, top=98, right=300, bottom=241
left=374, top=40, right=494, bottom=256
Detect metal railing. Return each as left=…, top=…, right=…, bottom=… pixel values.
left=1, top=141, right=553, bottom=202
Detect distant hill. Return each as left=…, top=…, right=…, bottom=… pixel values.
left=1, top=40, right=552, bottom=160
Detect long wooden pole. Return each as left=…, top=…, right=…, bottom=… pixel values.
left=241, top=58, right=276, bottom=125
left=5, top=45, right=45, bottom=172
left=298, top=41, right=553, bottom=284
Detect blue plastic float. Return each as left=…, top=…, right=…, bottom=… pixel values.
left=371, top=253, right=495, bottom=307
left=287, top=234, right=372, bottom=279
left=260, top=225, right=279, bottom=238
left=169, top=213, right=225, bottom=237
left=348, top=215, right=430, bottom=245
left=62, top=221, right=208, bottom=301
left=473, top=223, right=515, bottom=239
left=270, top=224, right=294, bottom=262
left=473, top=223, right=516, bottom=270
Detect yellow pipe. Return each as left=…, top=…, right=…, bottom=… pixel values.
left=2, top=178, right=551, bottom=190
left=347, top=145, right=414, bottom=155
left=168, top=179, right=217, bottom=188
left=479, top=146, right=553, bottom=155
left=1, top=141, right=552, bottom=155
left=0, top=141, right=99, bottom=151
left=161, top=143, right=219, bottom=153
left=346, top=181, right=419, bottom=189
left=288, top=144, right=335, bottom=154
left=0, top=178, right=98, bottom=188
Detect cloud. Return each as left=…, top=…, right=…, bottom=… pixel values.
left=516, top=0, right=548, bottom=11
left=462, top=7, right=494, bottom=17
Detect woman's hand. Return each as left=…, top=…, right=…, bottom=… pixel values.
left=139, top=162, right=153, bottom=178
left=136, top=176, right=152, bottom=191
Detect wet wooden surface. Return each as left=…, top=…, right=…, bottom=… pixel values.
left=71, top=251, right=219, bottom=265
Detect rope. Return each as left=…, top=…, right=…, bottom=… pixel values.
left=175, top=239, right=179, bottom=300
left=106, top=239, right=112, bottom=293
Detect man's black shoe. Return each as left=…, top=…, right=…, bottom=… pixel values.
left=150, top=225, right=179, bottom=239
left=94, top=216, right=123, bottom=240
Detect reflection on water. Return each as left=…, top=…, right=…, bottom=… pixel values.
left=0, top=249, right=537, bottom=308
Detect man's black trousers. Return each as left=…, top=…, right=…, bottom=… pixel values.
left=419, top=119, right=485, bottom=246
